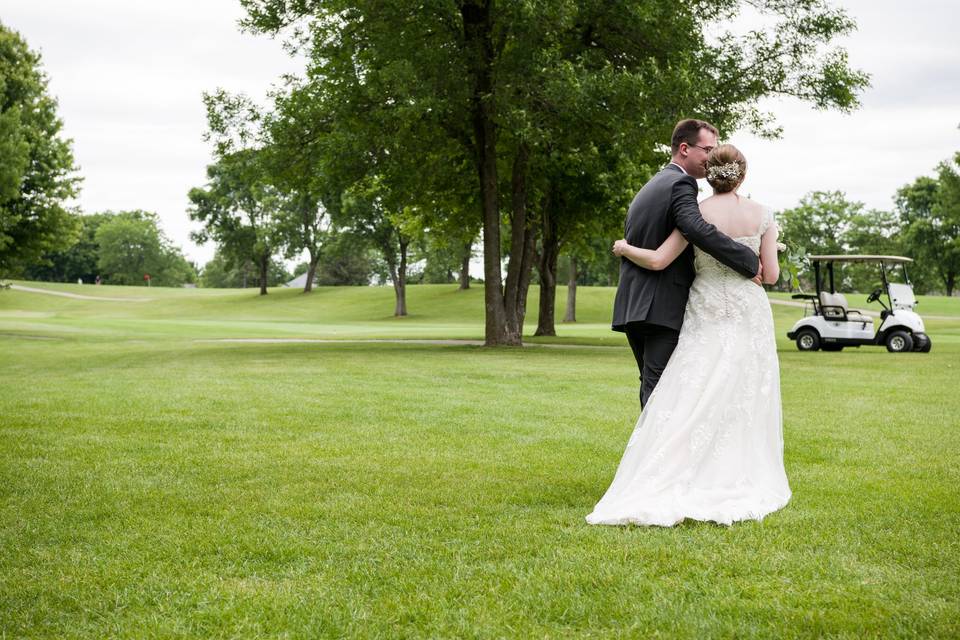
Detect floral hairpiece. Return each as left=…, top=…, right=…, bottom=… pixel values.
left=707, top=162, right=742, bottom=182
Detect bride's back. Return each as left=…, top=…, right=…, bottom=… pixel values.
left=699, top=194, right=766, bottom=239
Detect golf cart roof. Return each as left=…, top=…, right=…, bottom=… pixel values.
left=809, top=255, right=913, bottom=264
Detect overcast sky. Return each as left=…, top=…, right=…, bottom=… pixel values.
left=3, top=1, right=959, bottom=265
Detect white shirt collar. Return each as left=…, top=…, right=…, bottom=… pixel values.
left=669, top=162, right=688, bottom=175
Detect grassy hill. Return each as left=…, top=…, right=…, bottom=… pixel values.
left=4, top=279, right=959, bottom=346
left=2, top=280, right=959, bottom=637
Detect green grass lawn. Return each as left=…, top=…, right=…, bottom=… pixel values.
left=2, top=281, right=959, bottom=638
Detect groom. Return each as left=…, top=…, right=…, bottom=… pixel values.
left=612, top=119, right=761, bottom=407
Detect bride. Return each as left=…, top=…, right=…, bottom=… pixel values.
left=585, top=144, right=791, bottom=527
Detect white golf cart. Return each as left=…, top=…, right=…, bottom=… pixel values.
left=786, top=255, right=931, bottom=353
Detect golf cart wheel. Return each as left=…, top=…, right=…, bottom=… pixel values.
left=796, top=329, right=820, bottom=351
left=822, top=344, right=844, bottom=352
left=915, top=333, right=932, bottom=353
left=885, top=330, right=914, bottom=353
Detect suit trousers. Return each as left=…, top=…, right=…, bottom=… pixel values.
left=624, top=322, right=680, bottom=408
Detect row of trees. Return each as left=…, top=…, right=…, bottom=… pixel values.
left=24, top=211, right=196, bottom=286
left=779, top=152, right=960, bottom=296
left=186, top=0, right=868, bottom=344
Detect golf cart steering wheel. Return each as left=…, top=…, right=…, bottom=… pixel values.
left=866, top=287, right=883, bottom=304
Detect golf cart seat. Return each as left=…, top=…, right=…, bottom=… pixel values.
left=819, top=292, right=872, bottom=324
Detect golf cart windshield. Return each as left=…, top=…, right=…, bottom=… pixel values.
left=809, top=255, right=913, bottom=288
left=888, top=283, right=915, bottom=310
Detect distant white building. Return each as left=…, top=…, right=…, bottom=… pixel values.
left=285, top=272, right=310, bottom=288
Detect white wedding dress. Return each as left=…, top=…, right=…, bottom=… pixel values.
left=586, top=208, right=791, bottom=527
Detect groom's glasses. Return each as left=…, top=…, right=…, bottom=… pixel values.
left=689, top=144, right=715, bottom=154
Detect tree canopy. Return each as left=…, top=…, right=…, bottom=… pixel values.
left=236, top=0, right=869, bottom=344
left=188, top=150, right=283, bottom=295
left=0, top=21, right=80, bottom=277
left=896, top=154, right=960, bottom=296
left=95, top=211, right=196, bottom=286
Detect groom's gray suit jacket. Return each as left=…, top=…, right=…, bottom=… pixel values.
left=612, top=164, right=760, bottom=332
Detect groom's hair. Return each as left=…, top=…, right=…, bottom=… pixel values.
left=671, top=119, right=718, bottom=154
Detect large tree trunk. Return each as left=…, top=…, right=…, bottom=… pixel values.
left=257, top=254, right=268, bottom=296
left=534, top=194, right=559, bottom=337
left=516, top=229, right=537, bottom=332
left=503, top=143, right=536, bottom=343
left=393, top=237, right=408, bottom=316
left=303, top=250, right=320, bottom=293
left=458, top=240, right=471, bottom=290
left=563, top=256, right=577, bottom=323
left=462, top=1, right=511, bottom=346
left=301, top=194, right=322, bottom=294
left=946, top=271, right=955, bottom=297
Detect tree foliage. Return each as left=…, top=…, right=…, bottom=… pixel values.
left=200, top=248, right=290, bottom=288
left=896, top=155, right=960, bottom=296
left=25, top=212, right=109, bottom=283
left=95, top=211, right=196, bottom=286
left=775, top=187, right=960, bottom=295
left=188, top=150, right=283, bottom=295
left=778, top=192, right=902, bottom=293
left=313, top=230, right=383, bottom=286
left=238, top=0, right=868, bottom=344
left=0, top=22, right=80, bottom=276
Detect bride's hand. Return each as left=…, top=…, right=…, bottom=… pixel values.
left=751, top=262, right=763, bottom=287
left=612, top=239, right=629, bottom=256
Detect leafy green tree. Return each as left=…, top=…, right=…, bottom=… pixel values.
left=201, top=83, right=411, bottom=297
left=410, top=233, right=465, bottom=285
left=25, top=212, right=111, bottom=283
left=200, top=248, right=289, bottom=288
left=95, top=211, right=195, bottom=286
left=249, top=87, right=334, bottom=294
left=272, top=190, right=328, bottom=292
left=553, top=233, right=628, bottom=322
left=778, top=191, right=914, bottom=293
left=897, top=156, right=960, bottom=296
left=532, top=151, right=646, bottom=335
left=188, top=150, right=282, bottom=295
left=339, top=176, right=421, bottom=316
left=314, top=229, right=382, bottom=286
left=199, top=251, right=237, bottom=288
left=562, top=235, right=623, bottom=286
left=0, top=22, right=81, bottom=277
left=291, top=261, right=310, bottom=279
left=779, top=191, right=854, bottom=289
left=843, top=207, right=906, bottom=293
left=415, top=199, right=479, bottom=290
left=240, top=0, right=868, bottom=345
left=894, top=177, right=940, bottom=294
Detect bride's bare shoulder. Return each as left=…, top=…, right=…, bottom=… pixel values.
left=739, top=196, right=768, bottom=213
left=699, top=194, right=721, bottom=210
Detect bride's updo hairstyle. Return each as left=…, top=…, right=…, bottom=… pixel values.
left=705, top=144, right=747, bottom=193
